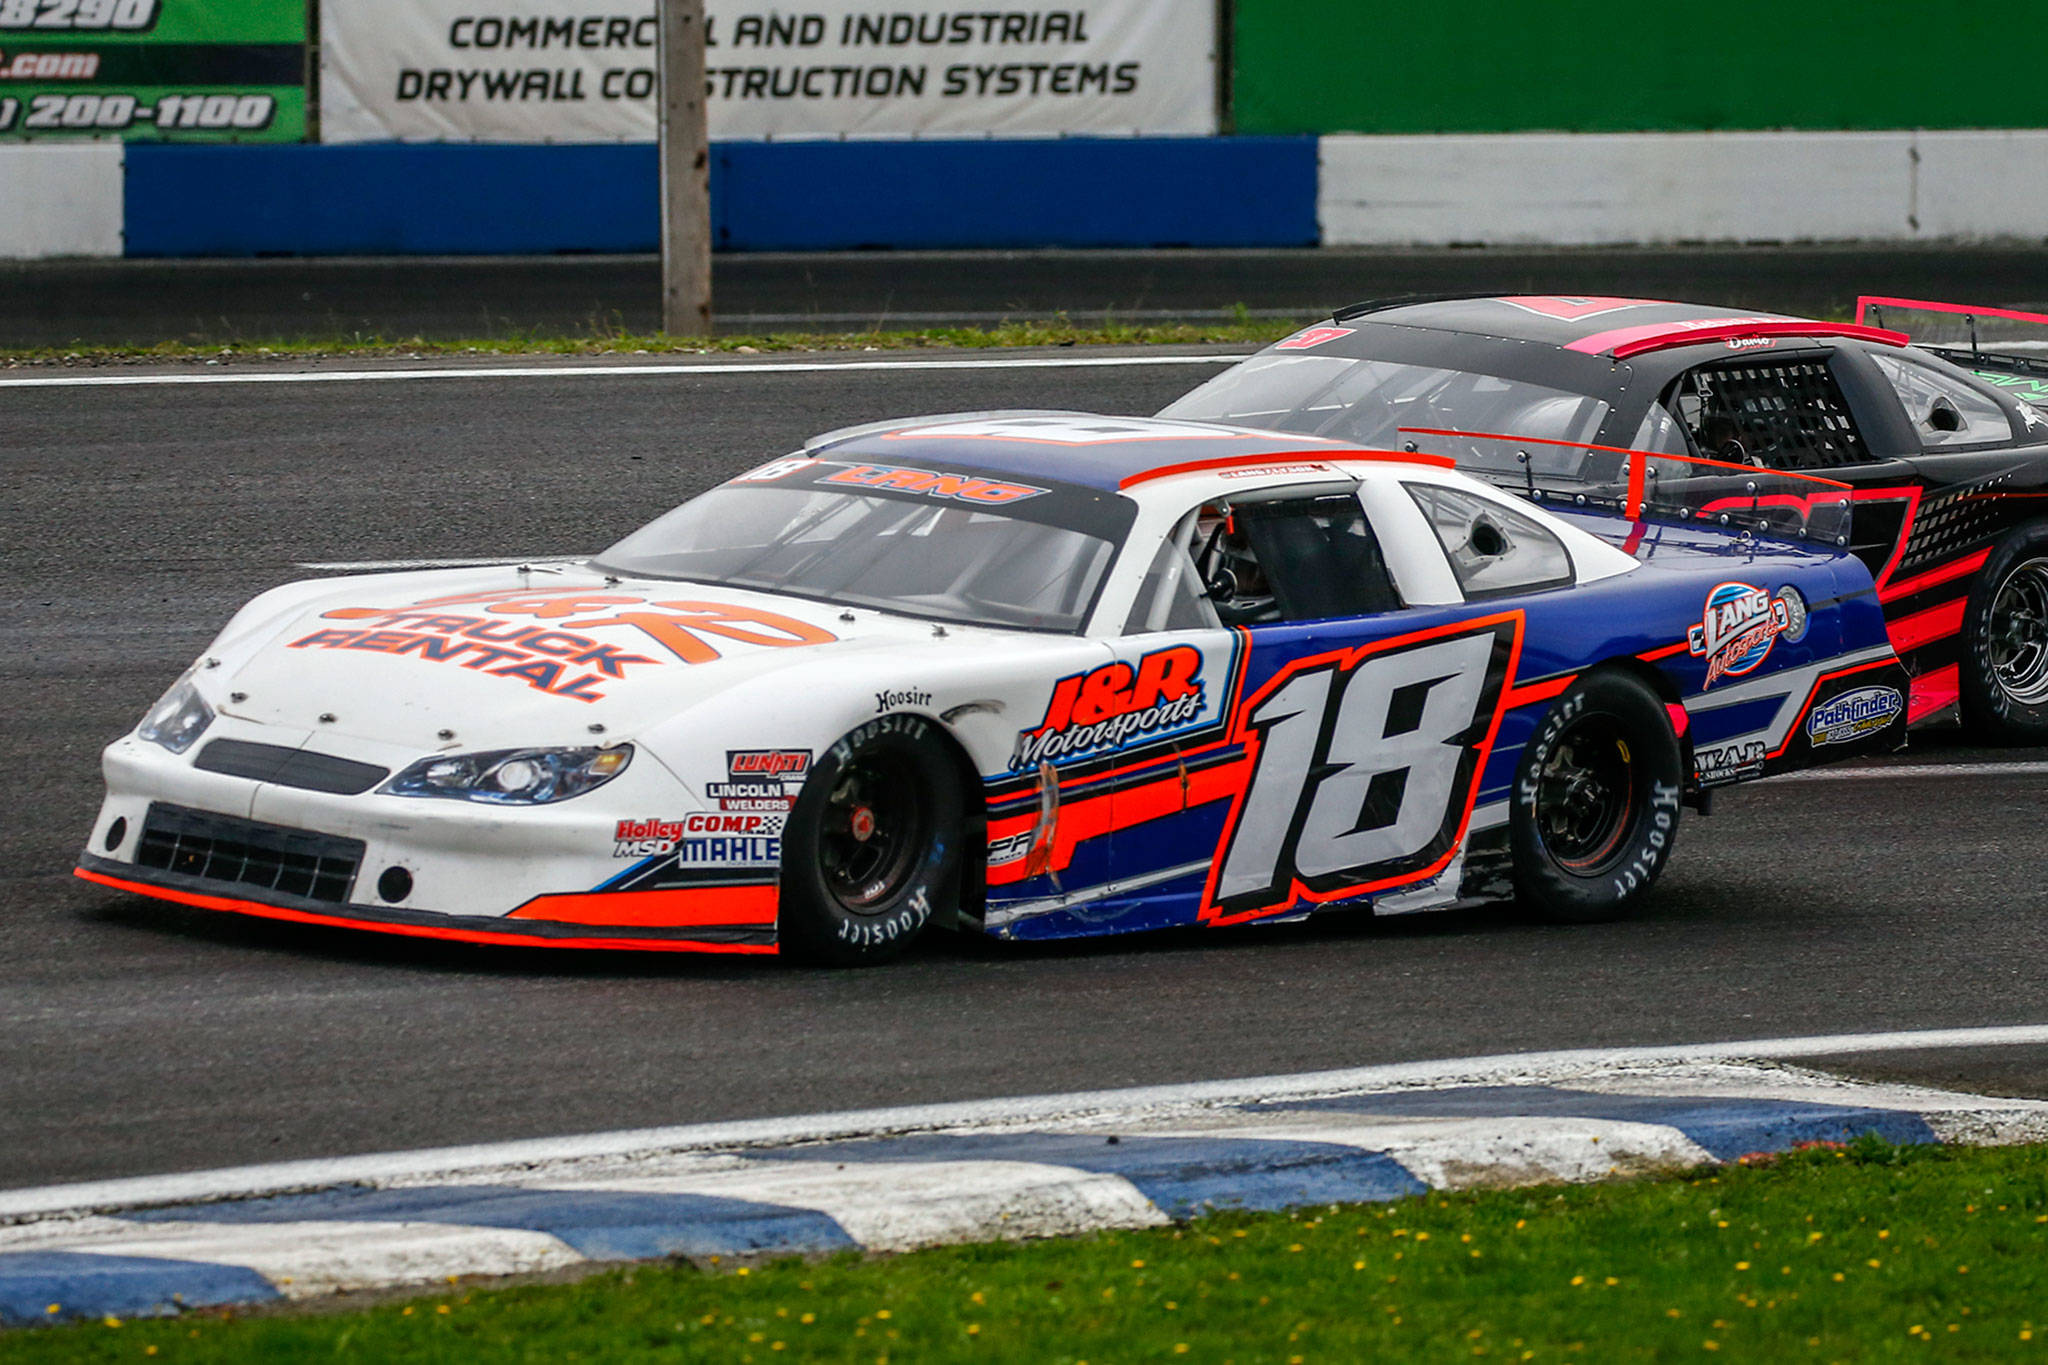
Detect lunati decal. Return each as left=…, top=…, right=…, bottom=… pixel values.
left=1010, top=644, right=1204, bottom=770
left=1687, top=582, right=1793, bottom=688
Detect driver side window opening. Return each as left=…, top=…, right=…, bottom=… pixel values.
left=1136, top=492, right=1401, bottom=630
left=1663, top=359, right=1871, bottom=471
left=1404, top=482, right=1574, bottom=599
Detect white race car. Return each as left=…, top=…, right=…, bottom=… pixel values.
left=78, top=414, right=1907, bottom=962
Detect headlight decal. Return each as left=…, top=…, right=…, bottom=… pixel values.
left=136, top=677, right=215, bottom=755
left=383, top=745, right=634, bottom=805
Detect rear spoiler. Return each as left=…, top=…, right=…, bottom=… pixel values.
left=1855, top=295, right=2048, bottom=377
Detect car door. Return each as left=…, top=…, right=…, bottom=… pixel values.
left=1100, top=480, right=1520, bottom=930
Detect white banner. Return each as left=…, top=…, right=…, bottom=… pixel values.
left=320, top=1, right=1216, bottom=143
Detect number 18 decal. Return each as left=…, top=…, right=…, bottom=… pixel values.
left=1204, top=616, right=1521, bottom=922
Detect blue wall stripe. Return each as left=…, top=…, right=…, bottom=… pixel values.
left=126, top=1184, right=857, bottom=1261
left=762, top=1131, right=1427, bottom=1215
left=1255, top=1086, right=1942, bottom=1161
left=122, top=138, right=1320, bottom=257
left=0, top=1251, right=280, bottom=1325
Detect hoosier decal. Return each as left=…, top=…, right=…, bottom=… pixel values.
left=1688, top=582, right=1795, bottom=688
left=1010, top=644, right=1205, bottom=770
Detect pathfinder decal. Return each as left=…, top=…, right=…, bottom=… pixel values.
left=1687, top=582, right=1794, bottom=688
left=1808, top=686, right=1904, bottom=746
left=1205, top=615, right=1520, bottom=922
left=1010, top=644, right=1205, bottom=770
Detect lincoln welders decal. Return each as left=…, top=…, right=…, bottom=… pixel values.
left=706, top=749, right=811, bottom=812
left=292, top=587, right=838, bottom=701
left=1206, top=616, right=1519, bottom=921
left=1808, top=686, right=1904, bottom=746
left=1010, top=644, right=1205, bottom=770
left=1687, top=582, right=1793, bottom=688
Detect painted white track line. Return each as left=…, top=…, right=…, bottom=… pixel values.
left=0, top=353, right=1245, bottom=389
left=6, top=1023, right=2045, bottom=1223
left=1780, top=760, right=2048, bottom=782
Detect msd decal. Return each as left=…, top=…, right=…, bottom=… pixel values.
left=1808, top=686, right=1904, bottom=746
left=1688, top=582, right=1795, bottom=688
left=613, top=812, right=786, bottom=859
left=1010, top=645, right=1206, bottom=770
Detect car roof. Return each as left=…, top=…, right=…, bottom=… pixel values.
left=1336, top=296, right=1806, bottom=348
left=803, top=413, right=1451, bottom=493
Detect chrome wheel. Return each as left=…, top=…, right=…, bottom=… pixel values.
left=1988, top=557, right=2048, bottom=705
left=1533, top=716, right=1639, bottom=874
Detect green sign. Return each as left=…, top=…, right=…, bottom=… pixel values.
left=0, top=0, right=304, bottom=141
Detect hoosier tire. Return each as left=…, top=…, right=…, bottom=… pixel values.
left=1511, top=670, right=1684, bottom=924
left=778, top=714, right=964, bottom=965
left=1959, top=520, right=2048, bottom=743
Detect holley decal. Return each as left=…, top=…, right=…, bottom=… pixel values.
left=1688, top=582, right=1793, bottom=688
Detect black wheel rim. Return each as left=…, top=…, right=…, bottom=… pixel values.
left=817, top=753, right=927, bottom=912
left=1989, top=557, right=2048, bottom=705
left=1533, top=715, right=1640, bottom=874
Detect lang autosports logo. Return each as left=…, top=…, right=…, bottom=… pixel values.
left=1808, top=686, right=1903, bottom=746
left=1010, top=644, right=1206, bottom=770
left=1688, top=582, right=1797, bottom=687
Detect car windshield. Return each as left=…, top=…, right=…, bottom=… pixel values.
left=592, top=458, right=1134, bottom=633
left=1160, top=354, right=1611, bottom=471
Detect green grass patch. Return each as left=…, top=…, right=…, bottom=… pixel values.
left=8, top=1139, right=2048, bottom=1362
left=0, top=316, right=1298, bottom=368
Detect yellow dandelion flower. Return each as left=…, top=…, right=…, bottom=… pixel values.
left=1868, top=1260, right=1882, bottom=1269
left=801, top=1313, right=815, bottom=1324
left=967, top=1325, right=980, bottom=1336
left=1415, top=1232, right=1430, bottom=1242
left=1571, top=1276, right=1585, bottom=1286
left=1174, top=1345, right=1189, bottom=1355
left=1132, top=1260, right=1146, bottom=1269
left=1832, top=1273, right=1845, bottom=1282
left=1604, top=1277, right=1617, bottom=1286
left=737, top=1268, right=751, bottom=1277
left=436, top=1305, right=450, bottom=1316
left=1736, top=1262, right=1750, bottom=1271
left=876, top=1310, right=891, bottom=1320
left=1354, top=1260, right=1366, bottom=1270
left=1703, top=1341, right=1719, bottom=1351
left=102, top=1316, right=122, bottom=1329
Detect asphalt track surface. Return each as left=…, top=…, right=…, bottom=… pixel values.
left=6, top=243, right=2048, bottom=347
left=5, top=351, right=2048, bottom=1192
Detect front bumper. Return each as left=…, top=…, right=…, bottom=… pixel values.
left=84, top=726, right=782, bottom=954
left=76, top=852, right=778, bottom=953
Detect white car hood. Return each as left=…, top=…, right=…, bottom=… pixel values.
left=204, top=564, right=979, bottom=751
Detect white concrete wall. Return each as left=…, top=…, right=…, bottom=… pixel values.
left=1319, top=130, right=2048, bottom=247
left=0, top=142, right=123, bottom=258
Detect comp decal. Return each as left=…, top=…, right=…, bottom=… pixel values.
left=292, top=587, right=838, bottom=701
left=1010, top=644, right=1206, bottom=771
left=1687, top=582, right=1801, bottom=688
left=614, top=813, right=785, bottom=861
left=1203, top=614, right=1521, bottom=922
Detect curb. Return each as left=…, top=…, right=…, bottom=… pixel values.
left=6, top=1052, right=2048, bottom=1327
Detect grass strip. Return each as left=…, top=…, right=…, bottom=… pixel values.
left=0, top=317, right=1301, bottom=368
left=7, top=1138, right=2048, bottom=1362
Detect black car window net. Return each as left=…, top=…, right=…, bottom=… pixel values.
left=1672, top=359, right=1871, bottom=471
left=1231, top=495, right=1401, bottom=623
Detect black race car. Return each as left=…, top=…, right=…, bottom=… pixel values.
left=1161, top=294, right=2048, bottom=742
